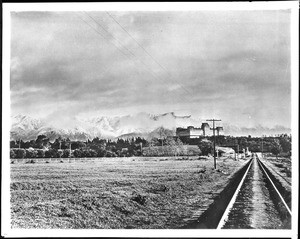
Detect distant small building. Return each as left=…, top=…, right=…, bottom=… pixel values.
left=176, top=127, right=190, bottom=137
left=216, top=146, right=235, bottom=158
left=176, top=122, right=223, bottom=138
left=245, top=147, right=251, bottom=156
left=201, top=123, right=211, bottom=136
left=187, top=126, right=203, bottom=138
left=176, top=126, right=203, bottom=138
left=216, top=127, right=224, bottom=136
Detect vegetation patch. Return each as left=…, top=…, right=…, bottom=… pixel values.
left=10, top=157, right=246, bottom=229
left=131, top=194, right=147, bottom=205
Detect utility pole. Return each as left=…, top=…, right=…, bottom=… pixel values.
left=234, top=139, right=238, bottom=160
left=159, top=127, right=164, bottom=147
left=160, top=129, right=162, bottom=147
left=207, top=119, right=222, bottom=169
left=261, top=136, right=264, bottom=159
left=69, top=142, right=72, bottom=160
left=59, top=141, right=62, bottom=160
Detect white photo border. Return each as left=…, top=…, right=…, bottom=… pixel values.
left=2, top=1, right=299, bottom=238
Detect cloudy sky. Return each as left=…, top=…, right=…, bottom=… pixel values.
left=10, top=10, right=291, bottom=128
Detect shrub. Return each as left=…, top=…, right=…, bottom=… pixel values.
left=89, top=149, right=97, bottom=157
left=73, top=149, right=83, bottom=158
left=57, top=149, right=63, bottom=158
left=62, top=149, right=70, bottom=158
left=45, top=149, right=58, bottom=158
left=15, top=149, right=26, bottom=159
left=105, top=151, right=117, bottom=157
left=37, top=149, right=45, bottom=158
left=97, top=149, right=107, bottom=157
left=131, top=194, right=146, bottom=205
left=10, top=149, right=16, bottom=159
left=81, top=150, right=91, bottom=157
left=198, top=141, right=213, bottom=156
left=270, top=139, right=283, bottom=159
left=26, top=149, right=37, bottom=158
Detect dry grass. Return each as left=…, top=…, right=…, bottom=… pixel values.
left=10, top=157, right=246, bottom=229
left=261, top=156, right=291, bottom=187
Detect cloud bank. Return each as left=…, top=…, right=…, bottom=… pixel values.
left=10, top=10, right=291, bottom=128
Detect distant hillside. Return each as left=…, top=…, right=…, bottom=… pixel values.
left=10, top=112, right=291, bottom=141
left=10, top=112, right=195, bottom=141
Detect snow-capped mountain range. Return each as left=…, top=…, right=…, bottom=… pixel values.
left=10, top=112, right=291, bottom=141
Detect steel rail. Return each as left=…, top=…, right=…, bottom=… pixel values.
left=217, top=154, right=291, bottom=229
left=216, top=157, right=254, bottom=229
left=259, top=158, right=291, bottom=186
left=257, top=158, right=292, bottom=215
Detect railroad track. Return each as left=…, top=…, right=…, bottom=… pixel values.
left=217, top=154, right=291, bottom=229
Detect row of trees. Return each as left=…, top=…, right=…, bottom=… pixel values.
left=10, top=148, right=120, bottom=159
left=142, top=137, right=201, bottom=156
left=10, top=133, right=291, bottom=159
left=10, top=135, right=147, bottom=151
left=180, top=134, right=291, bottom=155
left=10, top=137, right=190, bottom=159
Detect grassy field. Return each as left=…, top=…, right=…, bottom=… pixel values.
left=10, top=156, right=246, bottom=229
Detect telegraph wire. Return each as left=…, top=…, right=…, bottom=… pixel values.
left=105, top=11, right=192, bottom=96
left=77, top=12, right=193, bottom=104
left=81, top=12, right=193, bottom=104
left=76, top=13, right=130, bottom=59
left=105, top=12, right=170, bottom=75
left=84, top=11, right=192, bottom=101
left=83, top=12, right=166, bottom=83
left=77, top=12, right=163, bottom=88
left=75, top=13, right=156, bottom=94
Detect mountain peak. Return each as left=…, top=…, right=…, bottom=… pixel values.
left=151, top=112, right=191, bottom=121
left=10, top=112, right=291, bottom=141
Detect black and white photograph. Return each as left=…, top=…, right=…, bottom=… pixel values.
left=2, top=2, right=299, bottom=238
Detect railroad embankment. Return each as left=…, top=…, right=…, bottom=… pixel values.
left=182, top=158, right=252, bottom=228
left=182, top=155, right=291, bottom=229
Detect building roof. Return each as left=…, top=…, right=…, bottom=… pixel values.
left=216, top=146, right=235, bottom=153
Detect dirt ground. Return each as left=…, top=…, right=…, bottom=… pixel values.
left=10, top=156, right=247, bottom=229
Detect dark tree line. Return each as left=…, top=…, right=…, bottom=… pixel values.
left=10, top=136, right=148, bottom=159
left=179, top=134, right=291, bottom=156
left=10, top=133, right=291, bottom=159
